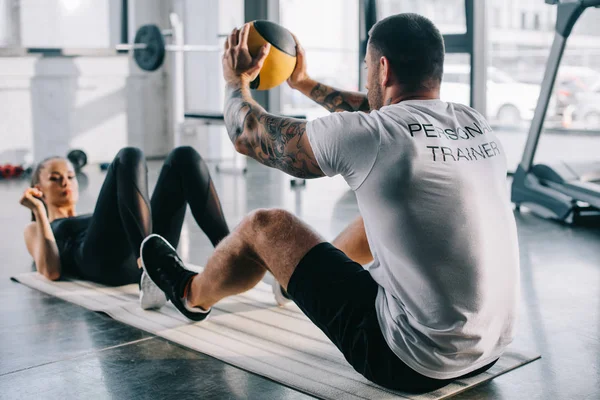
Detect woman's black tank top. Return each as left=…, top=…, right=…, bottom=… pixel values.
left=49, top=214, right=92, bottom=275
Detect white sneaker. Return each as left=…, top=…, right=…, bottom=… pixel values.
left=139, top=270, right=167, bottom=310
left=272, top=280, right=293, bottom=306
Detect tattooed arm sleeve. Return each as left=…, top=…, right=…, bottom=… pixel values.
left=224, top=83, right=325, bottom=179
left=295, top=78, right=370, bottom=113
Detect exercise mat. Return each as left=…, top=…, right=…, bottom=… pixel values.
left=12, top=271, right=540, bottom=400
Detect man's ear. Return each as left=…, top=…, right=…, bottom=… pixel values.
left=380, top=56, right=393, bottom=87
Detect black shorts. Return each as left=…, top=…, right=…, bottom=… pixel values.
left=287, top=242, right=497, bottom=393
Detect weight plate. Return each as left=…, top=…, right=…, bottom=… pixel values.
left=134, top=24, right=166, bottom=72
left=67, top=149, right=88, bottom=171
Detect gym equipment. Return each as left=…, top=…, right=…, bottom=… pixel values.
left=511, top=0, right=600, bottom=225
left=1, top=13, right=305, bottom=174
left=118, top=19, right=295, bottom=87
left=184, top=111, right=307, bottom=187
left=117, top=23, right=220, bottom=71
left=247, top=20, right=297, bottom=90
left=184, top=111, right=306, bottom=124
left=0, top=164, right=24, bottom=179
left=1, top=19, right=296, bottom=83
left=67, top=149, right=88, bottom=172
left=290, top=178, right=306, bottom=188
left=132, top=24, right=166, bottom=72
left=119, top=23, right=222, bottom=72
left=15, top=270, right=540, bottom=399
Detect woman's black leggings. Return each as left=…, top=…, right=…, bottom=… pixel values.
left=79, top=146, right=229, bottom=286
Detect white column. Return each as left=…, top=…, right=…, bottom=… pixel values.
left=30, top=59, right=78, bottom=162
left=0, top=0, right=20, bottom=46
left=471, top=0, right=488, bottom=118
left=127, top=0, right=170, bottom=157
left=169, top=12, right=186, bottom=149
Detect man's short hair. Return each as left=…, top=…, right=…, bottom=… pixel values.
left=368, top=13, right=445, bottom=91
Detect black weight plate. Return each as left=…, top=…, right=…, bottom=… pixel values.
left=134, top=24, right=166, bottom=72
left=67, top=149, right=87, bottom=171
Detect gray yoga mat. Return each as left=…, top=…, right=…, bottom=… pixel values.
left=13, top=271, right=540, bottom=400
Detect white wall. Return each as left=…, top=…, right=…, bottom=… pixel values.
left=0, top=58, right=32, bottom=164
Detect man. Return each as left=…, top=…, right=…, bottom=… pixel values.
left=139, top=13, right=520, bottom=392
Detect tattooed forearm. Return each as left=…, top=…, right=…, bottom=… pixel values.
left=308, top=83, right=370, bottom=113
left=224, top=83, right=324, bottom=179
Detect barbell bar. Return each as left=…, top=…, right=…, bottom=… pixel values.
left=115, top=43, right=221, bottom=52
left=0, top=23, right=222, bottom=71
left=116, top=24, right=222, bottom=71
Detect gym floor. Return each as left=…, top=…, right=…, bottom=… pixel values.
left=1, top=157, right=599, bottom=399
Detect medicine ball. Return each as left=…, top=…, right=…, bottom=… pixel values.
left=247, top=20, right=297, bottom=91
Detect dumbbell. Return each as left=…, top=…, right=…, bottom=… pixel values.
left=0, top=164, right=24, bottom=179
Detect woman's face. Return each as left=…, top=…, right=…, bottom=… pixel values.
left=35, top=158, right=79, bottom=207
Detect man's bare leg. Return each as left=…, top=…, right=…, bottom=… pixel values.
left=186, top=208, right=324, bottom=310
left=332, top=216, right=373, bottom=265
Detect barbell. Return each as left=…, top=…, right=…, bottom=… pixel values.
left=0, top=19, right=297, bottom=89
left=0, top=23, right=221, bottom=72
left=119, top=20, right=298, bottom=90
left=115, top=24, right=221, bottom=72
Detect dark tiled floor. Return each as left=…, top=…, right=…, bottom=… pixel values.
left=0, top=283, right=151, bottom=376
left=0, top=335, right=312, bottom=400
left=1, top=158, right=599, bottom=399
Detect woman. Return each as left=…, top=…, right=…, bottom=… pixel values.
left=19, top=146, right=230, bottom=309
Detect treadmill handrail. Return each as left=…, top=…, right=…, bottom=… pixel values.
left=582, top=0, right=600, bottom=8
left=543, top=180, right=600, bottom=209
left=546, top=1, right=600, bottom=8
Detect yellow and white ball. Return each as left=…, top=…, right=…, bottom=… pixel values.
left=247, top=20, right=297, bottom=91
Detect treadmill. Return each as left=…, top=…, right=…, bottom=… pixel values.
left=511, top=0, right=600, bottom=225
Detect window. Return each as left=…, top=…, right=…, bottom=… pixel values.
left=536, top=6, right=600, bottom=167
left=443, top=73, right=468, bottom=84
left=377, top=0, right=466, bottom=34
left=440, top=54, right=471, bottom=106
left=533, top=13, right=540, bottom=31
left=487, top=2, right=600, bottom=171
left=19, top=0, right=121, bottom=47
left=487, top=1, right=555, bottom=171
left=279, top=0, right=359, bottom=119
left=493, top=7, right=502, bottom=29
left=489, top=68, right=516, bottom=84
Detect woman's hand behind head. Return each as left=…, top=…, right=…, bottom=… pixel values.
left=20, top=187, right=45, bottom=212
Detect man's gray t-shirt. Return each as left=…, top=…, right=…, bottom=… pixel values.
left=306, top=99, right=520, bottom=380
